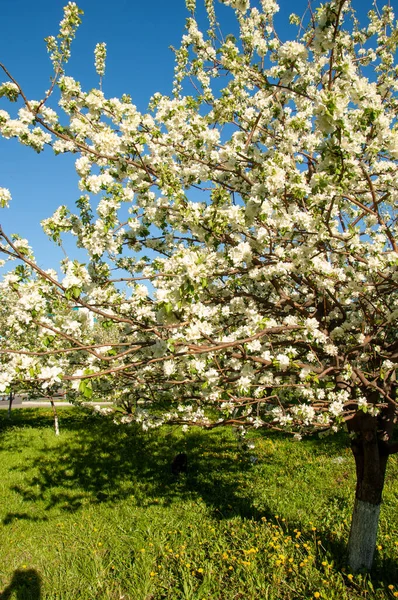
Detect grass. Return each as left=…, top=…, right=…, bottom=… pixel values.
left=0, top=408, right=397, bottom=599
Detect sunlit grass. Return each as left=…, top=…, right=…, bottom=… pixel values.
left=0, top=408, right=397, bottom=599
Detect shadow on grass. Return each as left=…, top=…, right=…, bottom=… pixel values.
left=2, top=512, right=49, bottom=525
left=2, top=409, right=261, bottom=517
left=0, top=569, right=41, bottom=599
left=0, top=411, right=348, bottom=523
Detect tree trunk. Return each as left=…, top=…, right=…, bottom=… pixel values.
left=50, top=399, right=60, bottom=436
left=7, top=391, right=14, bottom=419
left=348, top=498, right=380, bottom=572
left=347, top=411, right=390, bottom=571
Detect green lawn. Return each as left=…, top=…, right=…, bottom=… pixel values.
left=0, top=408, right=397, bottom=599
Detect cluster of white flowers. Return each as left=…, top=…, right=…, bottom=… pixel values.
left=40, top=366, right=63, bottom=389
left=61, top=261, right=91, bottom=290
left=278, top=41, right=307, bottom=63
left=0, top=187, right=11, bottom=207
left=94, top=42, right=107, bottom=78
left=0, top=81, right=19, bottom=102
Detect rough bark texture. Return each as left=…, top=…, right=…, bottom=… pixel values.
left=348, top=499, right=380, bottom=572
left=347, top=409, right=392, bottom=571
left=349, top=413, right=388, bottom=505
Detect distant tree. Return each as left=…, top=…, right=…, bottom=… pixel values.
left=0, top=0, right=397, bottom=570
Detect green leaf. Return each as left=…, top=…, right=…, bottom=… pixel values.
left=165, top=303, right=173, bottom=315
left=83, top=385, right=93, bottom=399
left=71, top=286, right=81, bottom=299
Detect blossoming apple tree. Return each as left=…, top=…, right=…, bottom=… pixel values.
left=1, top=0, right=397, bottom=571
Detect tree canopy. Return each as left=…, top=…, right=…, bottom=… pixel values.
left=1, top=0, right=397, bottom=430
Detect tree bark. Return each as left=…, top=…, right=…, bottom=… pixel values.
left=347, top=410, right=390, bottom=571
left=50, top=399, right=60, bottom=436
left=348, top=498, right=380, bottom=572
left=7, top=391, right=14, bottom=419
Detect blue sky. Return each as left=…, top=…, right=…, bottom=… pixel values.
left=0, top=0, right=381, bottom=272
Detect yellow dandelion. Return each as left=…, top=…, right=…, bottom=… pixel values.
left=314, top=593, right=320, bottom=599
left=388, top=585, right=394, bottom=590
left=347, top=574, right=353, bottom=580
left=197, top=568, right=204, bottom=574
